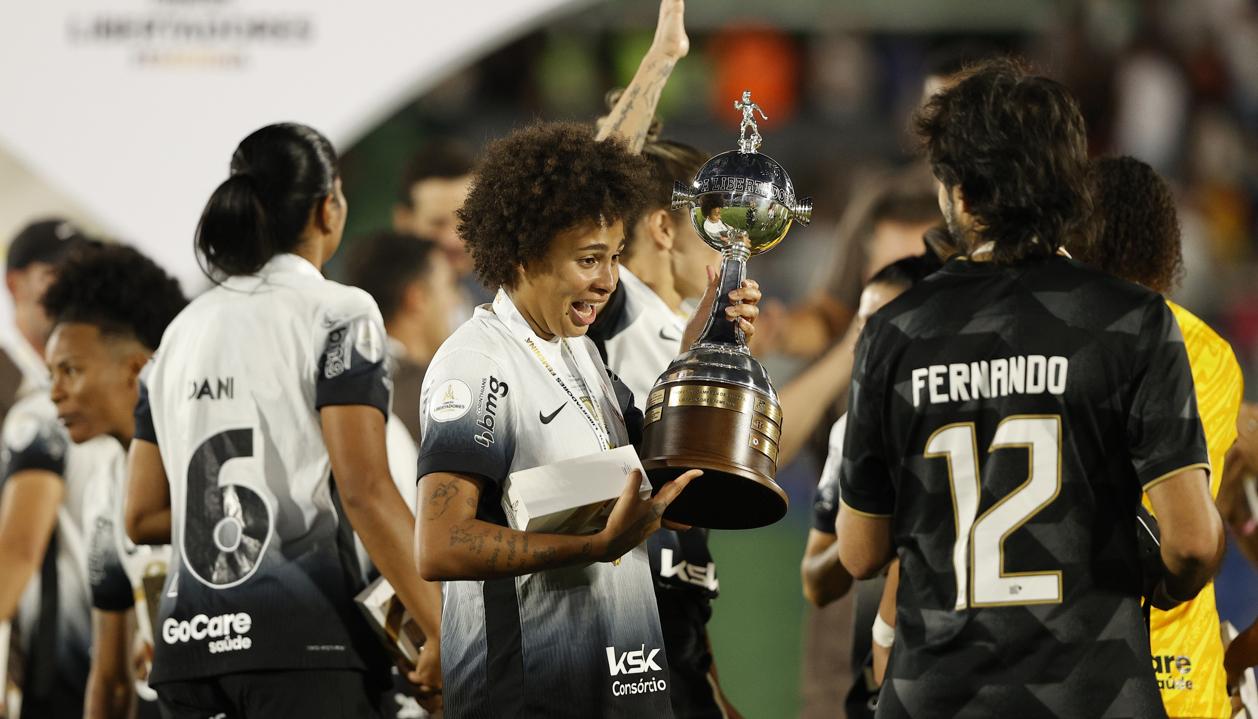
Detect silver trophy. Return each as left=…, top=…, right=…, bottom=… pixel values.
left=639, top=92, right=812, bottom=529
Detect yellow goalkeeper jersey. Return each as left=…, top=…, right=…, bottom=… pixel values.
left=1144, top=301, right=1243, bottom=719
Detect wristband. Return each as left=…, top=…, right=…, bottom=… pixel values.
left=871, top=613, right=896, bottom=649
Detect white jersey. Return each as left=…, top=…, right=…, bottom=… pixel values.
left=810, top=414, right=847, bottom=534
left=0, top=393, right=120, bottom=704
left=137, top=253, right=393, bottom=684
left=417, top=289, right=672, bottom=719
left=599, top=267, right=687, bottom=410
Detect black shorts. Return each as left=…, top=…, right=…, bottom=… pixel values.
left=155, top=669, right=380, bottom=719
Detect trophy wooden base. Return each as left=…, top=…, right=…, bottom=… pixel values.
left=640, top=381, right=788, bottom=529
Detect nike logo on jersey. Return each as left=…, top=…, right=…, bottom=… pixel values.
left=658, top=327, right=681, bottom=342
left=539, top=404, right=566, bottom=424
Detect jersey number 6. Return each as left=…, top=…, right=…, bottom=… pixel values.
left=925, top=415, right=1062, bottom=610
left=183, top=428, right=273, bottom=589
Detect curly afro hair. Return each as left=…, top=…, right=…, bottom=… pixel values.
left=915, top=57, right=1091, bottom=264
left=41, top=243, right=187, bottom=351
left=1076, top=156, right=1183, bottom=295
left=457, top=122, right=652, bottom=289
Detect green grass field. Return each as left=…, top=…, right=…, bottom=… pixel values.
left=707, top=509, right=810, bottom=717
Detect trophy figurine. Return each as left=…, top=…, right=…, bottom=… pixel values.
left=640, top=91, right=812, bottom=529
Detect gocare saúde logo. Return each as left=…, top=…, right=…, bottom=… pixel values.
left=163, top=612, right=253, bottom=655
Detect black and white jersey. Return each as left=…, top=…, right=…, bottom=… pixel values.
left=0, top=393, right=118, bottom=704
left=137, top=253, right=392, bottom=685
left=841, top=256, right=1208, bottom=718
left=83, top=436, right=169, bottom=616
left=417, top=290, right=671, bottom=719
left=811, top=414, right=846, bottom=534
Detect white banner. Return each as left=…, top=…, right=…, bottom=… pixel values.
left=0, top=0, right=585, bottom=292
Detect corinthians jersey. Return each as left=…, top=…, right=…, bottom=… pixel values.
left=417, top=290, right=672, bottom=719
left=137, top=253, right=392, bottom=684
left=0, top=393, right=118, bottom=706
left=1143, top=301, right=1242, bottom=719
left=841, top=256, right=1208, bottom=719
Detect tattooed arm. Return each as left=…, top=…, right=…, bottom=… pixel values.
left=417, top=468, right=699, bottom=581
left=594, top=0, right=688, bottom=153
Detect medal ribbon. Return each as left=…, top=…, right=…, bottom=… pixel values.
left=524, top=337, right=612, bottom=450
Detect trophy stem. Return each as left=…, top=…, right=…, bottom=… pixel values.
left=694, top=233, right=751, bottom=350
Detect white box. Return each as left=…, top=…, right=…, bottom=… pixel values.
left=354, top=575, right=424, bottom=669
left=502, top=445, right=651, bottom=534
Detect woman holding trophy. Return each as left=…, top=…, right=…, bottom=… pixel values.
left=413, top=2, right=762, bottom=716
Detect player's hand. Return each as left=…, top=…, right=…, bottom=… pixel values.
left=726, top=277, right=763, bottom=339
left=598, top=469, right=700, bottom=562
left=683, top=266, right=763, bottom=347
left=650, top=0, right=688, bottom=61
left=406, top=642, right=443, bottom=713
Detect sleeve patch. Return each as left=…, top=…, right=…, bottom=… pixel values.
left=428, top=380, right=473, bottom=423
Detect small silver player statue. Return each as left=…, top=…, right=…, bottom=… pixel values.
left=734, top=90, right=768, bottom=153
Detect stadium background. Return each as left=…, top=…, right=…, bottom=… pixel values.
left=3, top=1, right=1258, bottom=715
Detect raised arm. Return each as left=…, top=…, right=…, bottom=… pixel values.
left=595, top=0, right=688, bottom=152
left=417, top=468, right=698, bottom=581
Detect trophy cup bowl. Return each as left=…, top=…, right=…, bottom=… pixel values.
left=640, top=96, right=812, bottom=529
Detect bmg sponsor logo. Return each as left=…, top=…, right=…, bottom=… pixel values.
left=607, top=644, right=667, bottom=697
left=473, top=376, right=509, bottom=448
left=162, top=612, right=253, bottom=655
left=1152, top=654, right=1194, bottom=691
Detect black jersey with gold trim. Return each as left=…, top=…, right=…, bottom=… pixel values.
left=841, top=256, right=1206, bottom=718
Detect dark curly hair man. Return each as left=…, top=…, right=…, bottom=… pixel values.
left=915, top=57, right=1091, bottom=262
left=1075, top=155, right=1185, bottom=295
left=836, top=57, right=1222, bottom=718
left=457, top=121, right=652, bottom=292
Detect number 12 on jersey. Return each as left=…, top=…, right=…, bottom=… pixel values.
left=924, top=415, right=1062, bottom=610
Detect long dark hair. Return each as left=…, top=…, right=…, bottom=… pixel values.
left=195, top=123, right=338, bottom=278
left=915, top=58, right=1091, bottom=264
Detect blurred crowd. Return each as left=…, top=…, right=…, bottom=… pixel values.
left=339, top=0, right=1258, bottom=394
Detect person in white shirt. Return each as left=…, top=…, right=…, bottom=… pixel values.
left=124, top=122, right=442, bottom=718
left=416, top=118, right=763, bottom=717
left=414, top=5, right=759, bottom=716
left=41, top=243, right=185, bottom=719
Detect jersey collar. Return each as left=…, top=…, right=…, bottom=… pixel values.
left=262, top=253, right=323, bottom=279
left=492, top=288, right=561, bottom=351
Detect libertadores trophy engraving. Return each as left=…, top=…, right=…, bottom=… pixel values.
left=640, top=91, right=812, bottom=529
